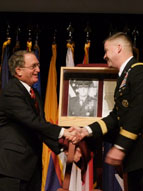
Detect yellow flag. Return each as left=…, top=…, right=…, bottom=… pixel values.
left=44, top=44, right=58, bottom=123
left=42, top=44, right=62, bottom=191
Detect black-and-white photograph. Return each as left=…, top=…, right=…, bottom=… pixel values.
left=67, top=79, right=99, bottom=117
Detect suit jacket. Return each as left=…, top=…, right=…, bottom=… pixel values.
left=0, top=77, right=62, bottom=180
left=88, top=57, right=143, bottom=172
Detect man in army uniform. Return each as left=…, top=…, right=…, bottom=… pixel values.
left=68, top=81, right=98, bottom=117
left=69, top=32, right=143, bottom=191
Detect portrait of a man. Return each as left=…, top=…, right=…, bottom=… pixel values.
left=67, top=80, right=99, bottom=117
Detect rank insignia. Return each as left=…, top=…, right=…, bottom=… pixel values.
left=122, top=99, right=129, bottom=107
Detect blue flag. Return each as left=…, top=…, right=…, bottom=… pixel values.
left=103, top=142, right=123, bottom=191
left=33, top=45, right=41, bottom=95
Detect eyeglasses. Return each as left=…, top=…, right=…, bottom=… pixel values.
left=21, top=63, right=40, bottom=70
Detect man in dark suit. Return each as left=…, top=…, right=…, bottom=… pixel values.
left=69, top=32, right=143, bottom=191
left=0, top=50, right=80, bottom=191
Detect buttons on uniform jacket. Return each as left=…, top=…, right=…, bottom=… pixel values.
left=122, top=99, right=129, bottom=108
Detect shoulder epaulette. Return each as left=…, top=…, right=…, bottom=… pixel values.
left=131, top=63, right=143, bottom=68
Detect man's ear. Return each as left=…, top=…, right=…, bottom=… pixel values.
left=15, top=67, right=22, bottom=77
left=117, top=44, right=122, bottom=53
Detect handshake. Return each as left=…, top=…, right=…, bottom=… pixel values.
left=63, top=126, right=89, bottom=144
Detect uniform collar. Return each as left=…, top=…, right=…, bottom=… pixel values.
left=118, top=56, right=133, bottom=77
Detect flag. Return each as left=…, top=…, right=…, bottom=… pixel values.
left=1, top=38, right=11, bottom=89
left=27, top=40, right=32, bottom=52
left=33, top=40, right=41, bottom=94
left=81, top=41, right=94, bottom=191
left=82, top=42, right=90, bottom=64
left=103, top=143, right=123, bottom=191
left=66, top=41, right=93, bottom=191
left=13, top=34, right=20, bottom=53
left=41, top=44, right=64, bottom=191
left=66, top=41, right=82, bottom=191
left=66, top=43, right=74, bottom=67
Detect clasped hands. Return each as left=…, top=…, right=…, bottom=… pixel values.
left=63, top=126, right=88, bottom=144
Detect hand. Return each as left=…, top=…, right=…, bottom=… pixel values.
left=105, top=146, right=125, bottom=166
left=63, top=127, right=81, bottom=144
left=72, top=126, right=89, bottom=144
left=64, top=126, right=89, bottom=144
left=79, top=127, right=89, bottom=140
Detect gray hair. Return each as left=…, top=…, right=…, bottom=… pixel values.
left=8, top=50, right=35, bottom=76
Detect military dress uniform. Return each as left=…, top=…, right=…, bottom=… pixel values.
left=68, top=95, right=97, bottom=117
left=87, top=57, right=143, bottom=190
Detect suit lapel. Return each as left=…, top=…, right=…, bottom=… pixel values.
left=14, top=78, right=42, bottom=115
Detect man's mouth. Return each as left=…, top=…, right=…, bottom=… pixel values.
left=33, top=74, right=38, bottom=79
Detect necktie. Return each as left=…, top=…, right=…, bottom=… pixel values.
left=30, top=88, right=39, bottom=113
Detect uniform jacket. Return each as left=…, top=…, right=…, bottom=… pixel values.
left=88, top=57, right=143, bottom=172
left=68, top=96, right=97, bottom=117
left=0, top=77, right=62, bottom=180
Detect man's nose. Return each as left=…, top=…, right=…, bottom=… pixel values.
left=36, top=66, right=40, bottom=72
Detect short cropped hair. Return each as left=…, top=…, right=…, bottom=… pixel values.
left=8, top=50, right=35, bottom=76
left=104, top=32, right=133, bottom=51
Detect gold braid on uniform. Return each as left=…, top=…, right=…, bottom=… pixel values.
left=131, top=62, right=143, bottom=68
left=97, top=119, right=108, bottom=134
left=120, top=129, right=138, bottom=140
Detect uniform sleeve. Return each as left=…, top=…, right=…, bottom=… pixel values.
left=89, top=106, right=118, bottom=139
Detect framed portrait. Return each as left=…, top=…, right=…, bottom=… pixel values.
left=58, top=66, right=118, bottom=127
left=67, top=79, right=99, bottom=117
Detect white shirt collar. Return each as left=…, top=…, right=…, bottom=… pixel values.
left=19, top=80, right=31, bottom=94
left=118, top=56, right=133, bottom=76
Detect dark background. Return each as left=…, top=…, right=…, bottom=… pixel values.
left=0, top=2, right=143, bottom=100
left=0, top=0, right=143, bottom=14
